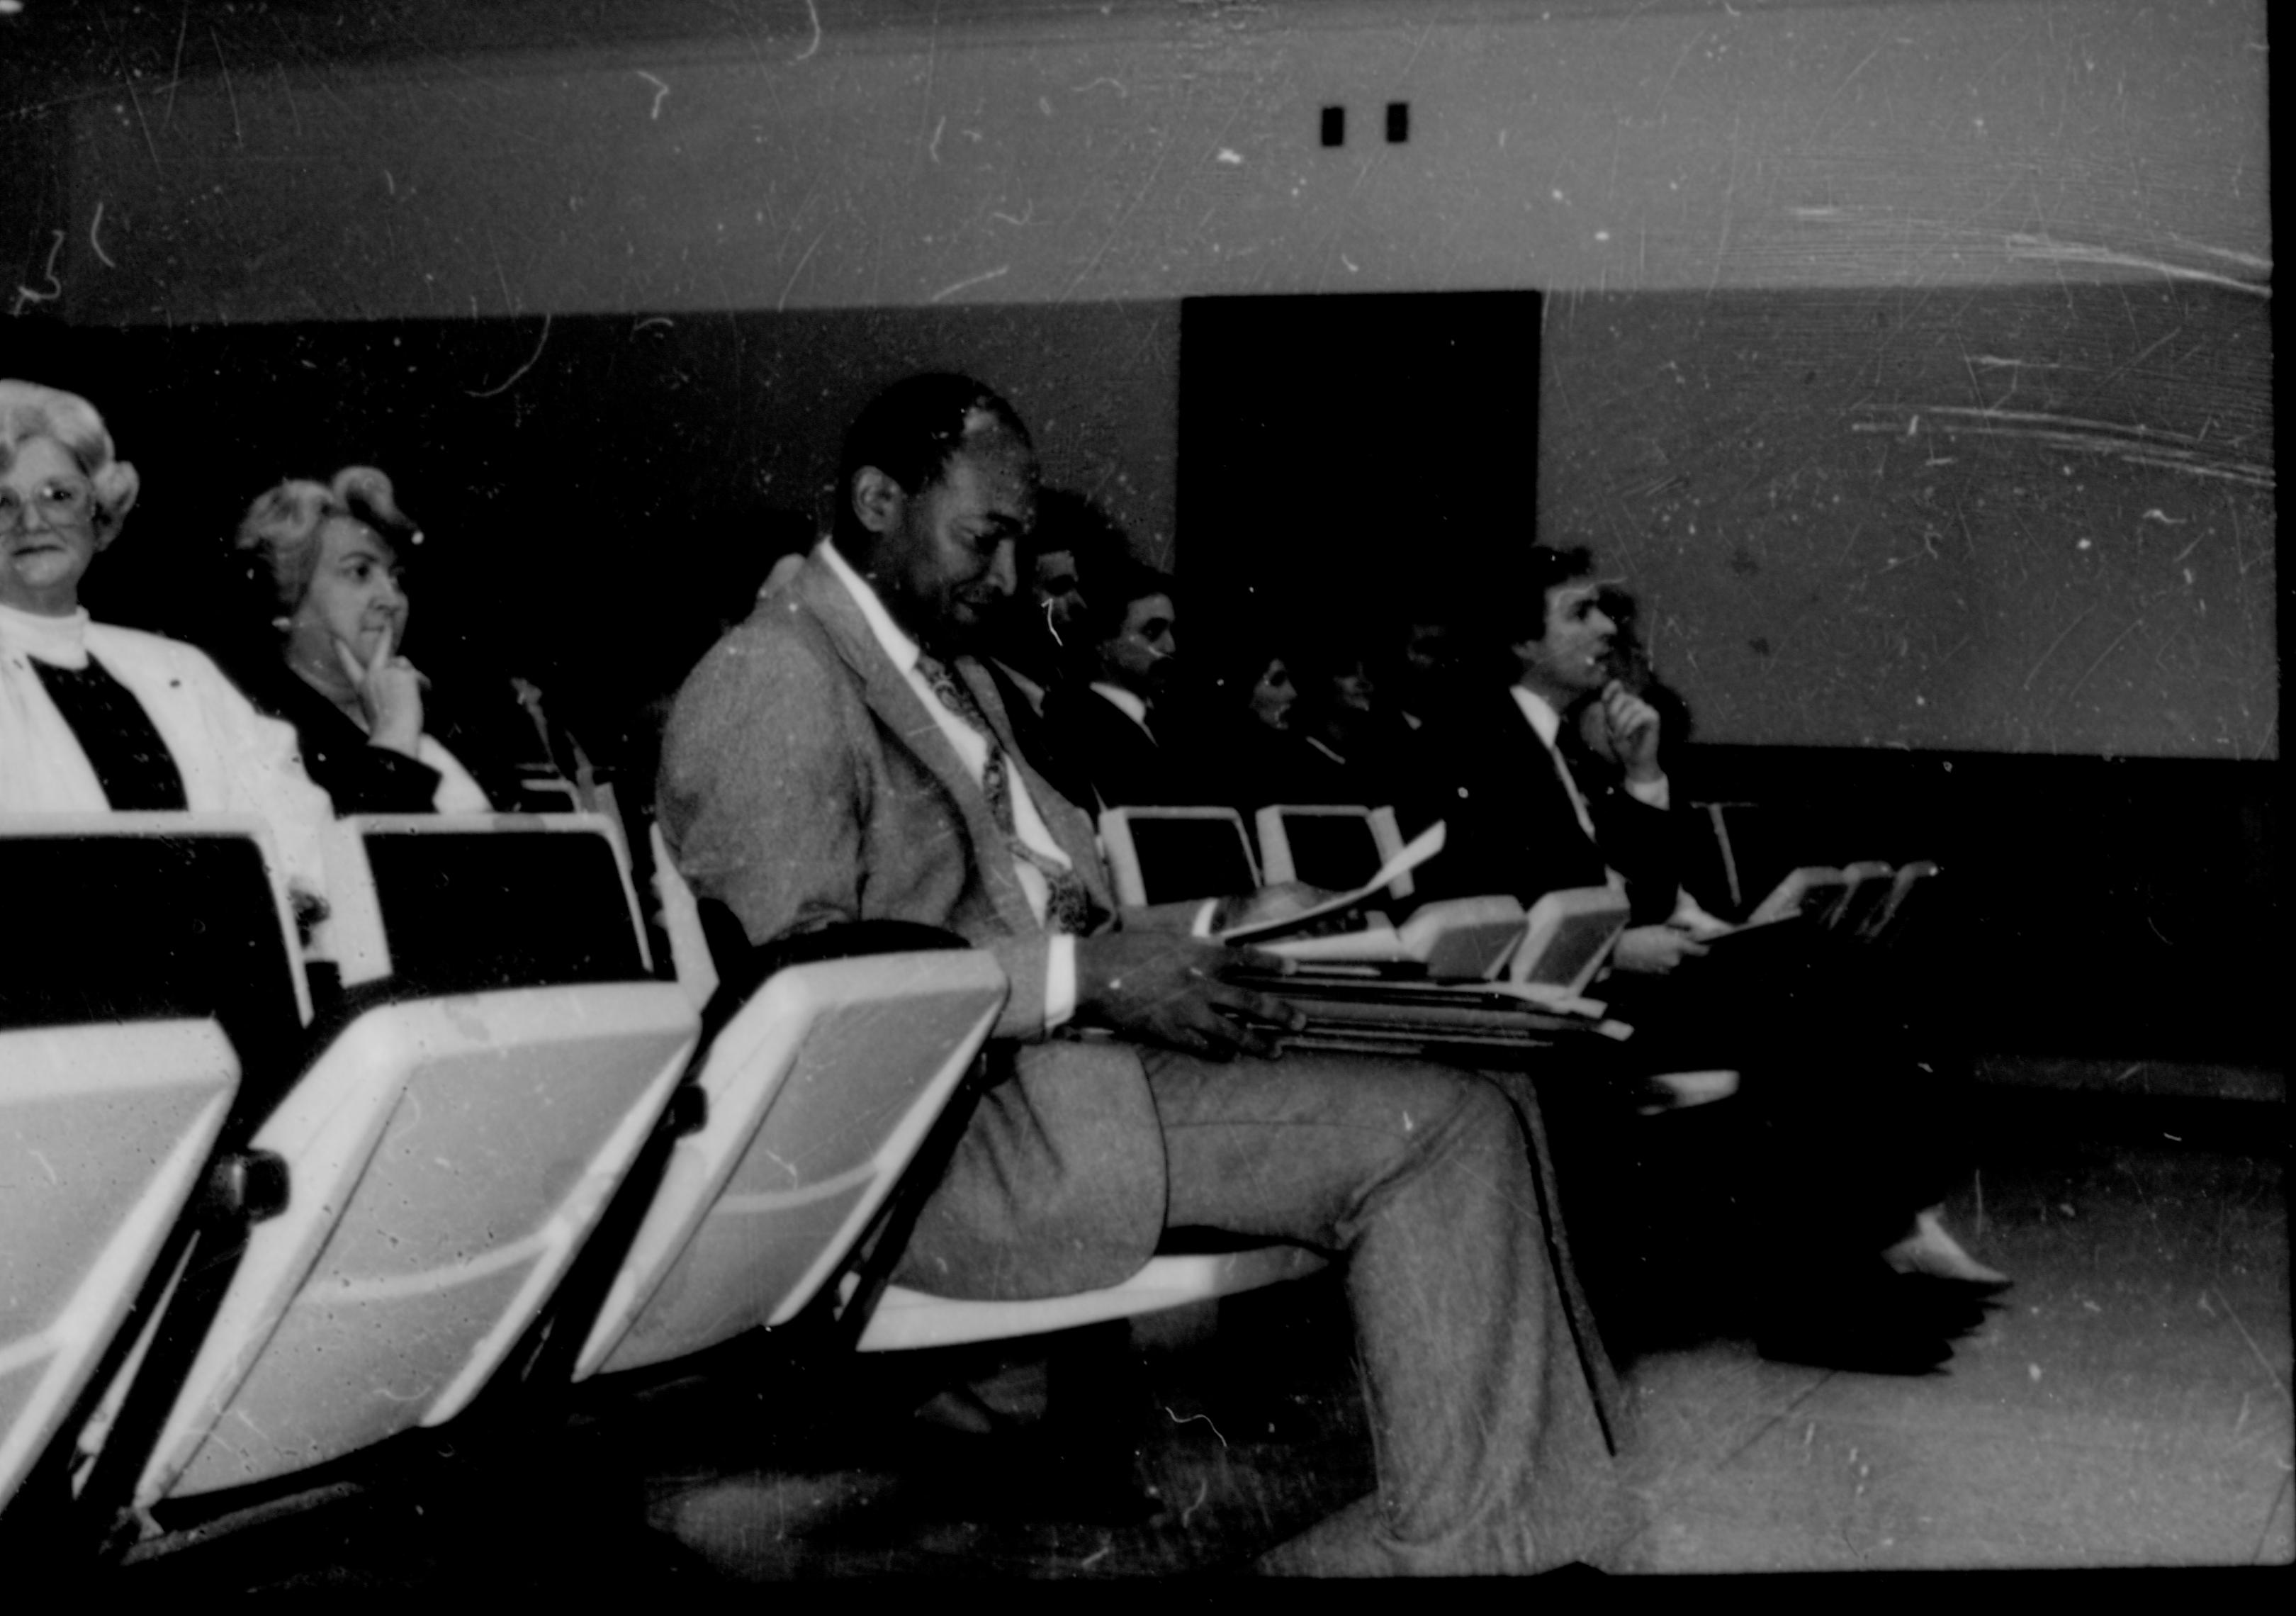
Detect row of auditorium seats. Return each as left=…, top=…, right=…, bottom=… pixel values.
left=1099, top=804, right=1412, bottom=908
left=0, top=811, right=1322, bottom=1559
left=1098, top=799, right=1938, bottom=948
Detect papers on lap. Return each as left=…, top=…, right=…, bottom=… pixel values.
left=1218, top=821, right=1446, bottom=946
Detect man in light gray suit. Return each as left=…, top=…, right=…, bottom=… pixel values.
left=657, top=374, right=1630, bottom=1575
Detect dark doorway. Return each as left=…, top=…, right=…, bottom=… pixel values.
left=1176, top=290, right=1541, bottom=659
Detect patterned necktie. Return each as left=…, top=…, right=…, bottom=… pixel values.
left=914, top=651, right=1105, bottom=934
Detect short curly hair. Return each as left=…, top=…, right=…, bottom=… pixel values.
left=831, top=373, right=1032, bottom=559
left=0, top=379, right=142, bottom=537
left=234, top=466, right=421, bottom=618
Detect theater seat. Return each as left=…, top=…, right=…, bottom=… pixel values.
left=584, top=854, right=1335, bottom=1377
left=122, top=814, right=699, bottom=1506
left=0, top=814, right=308, bottom=1520
left=1744, top=865, right=1852, bottom=928
left=573, top=936, right=1008, bottom=1379
left=855, top=1246, right=1330, bottom=1352
left=1098, top=806, right=1261, bottom=907
left=1253, top=804, right=1412, bottom=900
left=0, top=1021, right=239, bottom=1511
left=1859, top=859, right=1940, bottom=946
left=1825, top=860, right=1898, bottom=935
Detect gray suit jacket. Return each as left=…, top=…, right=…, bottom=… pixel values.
left=657, top=552, right=1167, bottom=1300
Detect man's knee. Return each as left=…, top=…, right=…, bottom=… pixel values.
left=1385, top=1063, right=1534, bottom=1177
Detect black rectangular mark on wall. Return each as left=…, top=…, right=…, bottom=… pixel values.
left=1385, top=101, right=1409, bottom=142
left=1319, top=105, right=1344, bottom=147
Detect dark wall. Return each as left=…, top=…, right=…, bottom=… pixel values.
left=1675, top=745, right=2279, bottom=1070
left=4, top=301, right=1177, bottom=737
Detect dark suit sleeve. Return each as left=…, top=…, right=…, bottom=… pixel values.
left=1405, top=715, right=1526, bottom=904
left=1407, top=703, right=1623, bottom=907
left=1587, top=784, right=1688, bottom=925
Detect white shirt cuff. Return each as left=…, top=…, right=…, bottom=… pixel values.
left=1190, top=898, right=1221, bottom=939
left=1044, top=933, right=1078, bottom=1031
left=1626, top=773, right=1672, bottom=811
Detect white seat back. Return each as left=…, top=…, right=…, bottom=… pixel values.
left=0, top=814, right=309, bottom=1513
left=1254, top=804, right=1412, bottom=900
left=576, top=949, right=1007, bottom=1379
left=127, top=815, right=699, bottom=1504
left=0, top=1022, right=238, bottom=1508
left=1098, top=806, right=1261, bottom=907
left=136, top=985, right=696, bottom=1500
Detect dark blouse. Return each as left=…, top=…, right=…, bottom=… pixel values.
left=227, top=655, right=584, bottom=816
left=31, top=655, right=189, bottom=810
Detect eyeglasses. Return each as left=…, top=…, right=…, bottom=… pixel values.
left=0, top=478, right=94, bottom=535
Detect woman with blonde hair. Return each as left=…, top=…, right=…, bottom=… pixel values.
left=230, top=466, right=587, bottom=814
left=0, top=378, right=332, bottom=893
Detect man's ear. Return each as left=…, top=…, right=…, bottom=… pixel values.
left=850, top=464, right=904, bottom=538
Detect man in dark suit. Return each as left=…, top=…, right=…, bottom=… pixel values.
left=1039, top=559, right=1203, bottom=812
left=975, top=488, right=1125, bottom=814
left=658, top=375, right=1631, bottom=1574
left=1416, top=545, right=1702, bottom=970
left=1419, top=547, right=2002, bottom=1369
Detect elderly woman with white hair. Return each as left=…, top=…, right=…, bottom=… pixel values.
left=227, top=466, right=587, bottom=815
left=0, top=378, right=332, bottom=892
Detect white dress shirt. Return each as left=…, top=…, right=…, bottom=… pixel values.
left=819, top=542, right=1077, bottom=1026
left=1090, top=681, right=1155, bottom=739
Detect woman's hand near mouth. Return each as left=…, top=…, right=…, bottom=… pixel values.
left=334, top=617, right=427, bottom=756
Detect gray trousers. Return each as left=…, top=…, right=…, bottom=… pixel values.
left=1142, top=1049, right=1636, bottom=1576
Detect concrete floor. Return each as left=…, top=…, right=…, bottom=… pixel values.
left=113, top=1080, right=2290, bottom=1587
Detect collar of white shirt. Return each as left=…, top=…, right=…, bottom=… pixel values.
left=1090, top=681, right=1154, bottom=736
left=816, top=541, right=1080, bottom=1017
left=819, top=537, right=928, bottom=677
left=994, top=658, right=1048, bottom=716
left=1509, top=684, right=1566, bottom=749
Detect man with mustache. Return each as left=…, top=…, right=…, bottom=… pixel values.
left=1412, top=544, right=1695, bottom=972
left=1416, top=546, right=2003, bottom=1372
left=656, top=374, right=1634, bottom=1574
left=1039, top=556, right=1197, bottom=814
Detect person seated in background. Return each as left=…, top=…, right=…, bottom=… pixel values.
left=1283, top=612, right=1466, bottom=833
left=656, top=372, right=1635, bottom=1574
left=975, top=486, right=1125, bottom=801
left=1207, top=638, right=1339, bottom=815
left=1386, top=611, right=1466, bottom=737
left=1555, top=587, right=1733, bottom=936
left=227, top=467, right=590, bottom=815
left=1412, top=546, right=1689, bottom=946
left=1377, top=607, right=1477, bottom=836
left=1422, top=543, right=2005, bottom=1369
left=0, top=378, right=333, bottom=900
left=981, top=487, right=1121, bottom=718
left=1558, top=588, right=2002, bottom=1291
left=1038, top=555, right=1203, bottom=812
